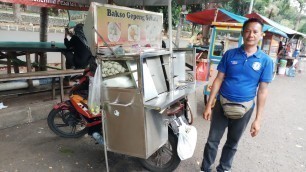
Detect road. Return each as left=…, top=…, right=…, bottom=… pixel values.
left=0, top=63, right=306, bottom=171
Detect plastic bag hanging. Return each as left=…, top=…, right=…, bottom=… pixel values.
left=88, top=64, right=101, bottom=115
left=176, top=117, right=197, bottom=160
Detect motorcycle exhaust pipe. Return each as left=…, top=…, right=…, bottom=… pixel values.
left=92, top=132, right=104, bottom=145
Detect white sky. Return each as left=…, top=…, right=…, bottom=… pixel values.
left=290, top=0, right=305, bottom=14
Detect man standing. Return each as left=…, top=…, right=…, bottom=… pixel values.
left=201, top=18, right=273, bottom=172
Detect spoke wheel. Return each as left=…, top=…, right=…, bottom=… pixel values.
left=47, top=108, right=87, bottom=138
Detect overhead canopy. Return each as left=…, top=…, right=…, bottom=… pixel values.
left=245, top=12, right=306, bottom=38
left=186, top=8, right=288, bottom=38
left=110, top=0, right=203, bottom=6
left=186, top=8, right=245, bottom=25
left=0, top=0, right=204, bottom=10
left=0, top=0, right=92, bottom=10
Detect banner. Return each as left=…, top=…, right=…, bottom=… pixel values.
left=0, top=0, right=89, bottom=11
left=96, top=4, right=163, bottom=49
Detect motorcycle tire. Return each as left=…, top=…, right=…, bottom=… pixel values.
left=139, top=131, right=181, bottom=172
left=47, top=108, right=88, bottom=138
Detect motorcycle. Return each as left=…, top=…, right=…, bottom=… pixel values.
left=47, top=66, right=194, bottom=172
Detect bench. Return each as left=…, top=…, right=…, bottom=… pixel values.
left=0, top=69, right=84, bottom=101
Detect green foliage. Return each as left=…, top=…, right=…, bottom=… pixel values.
left=298, top=22, right=306, bottom=33
left=145, top=0, right=305, bottom=33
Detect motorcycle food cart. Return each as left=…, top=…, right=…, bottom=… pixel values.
left=83, top=3, right=200, bottom=171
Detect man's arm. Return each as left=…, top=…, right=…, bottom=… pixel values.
left=203, top=71, right=225, bottom=120
left=250, top=82, right=269, bottom=137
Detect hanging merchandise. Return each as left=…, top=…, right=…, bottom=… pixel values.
left=196, top=60, right=208, bottom=81
left=88, top=64, right=102, bottom=115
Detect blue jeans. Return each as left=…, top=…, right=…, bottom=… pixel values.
left=201, top=100, right=254, bottom=172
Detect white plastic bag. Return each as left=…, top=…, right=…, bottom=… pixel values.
left=88, top=64, right=101, bottom=115
left=177, top=117, right=197, bottom=160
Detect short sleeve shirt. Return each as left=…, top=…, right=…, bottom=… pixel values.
left=217, top=46, right=273, bottom=102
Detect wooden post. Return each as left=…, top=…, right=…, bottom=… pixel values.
left=26, top=53, right=33, bottom=88
left=39, top=7, right=48, bottom=71
left=61, top=53, right=66, bottom=70
left=7, top=53, right=12, bottom=74
left=35, top=53, right=39, bottom=71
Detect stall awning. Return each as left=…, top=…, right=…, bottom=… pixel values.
left=0, top=0, right=94, bottom=10
left=0, top=0, right=204, bottom=10
left=245, top=12, right=306, bottom=38
left=186, top=8, right=288, bottom=38
left=186, top=8, right=244, bottom=25
left=111, top=0, right=203, bottom=6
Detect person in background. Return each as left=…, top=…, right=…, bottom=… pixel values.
left=200, top=18, right=273, bottom=172
left=64, top=23, right=92, bottom=69
left=189, top=32, right=204, bottom=47
left=285, top=43, right=293, bottom=58
left=292, top=49, right=300, bottom=59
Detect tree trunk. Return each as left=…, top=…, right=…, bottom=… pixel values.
left=268, top=8, right=274, bottom=19
left=13, top=4, right=22, bottom=23
left=40, top=7, right=48, bottom=71
left=202, top=3, right=216, bottom=46
left=175, top=13, right=183, bottom=47
left=294, top=8, right=303, bottom=30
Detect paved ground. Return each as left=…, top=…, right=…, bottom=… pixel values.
left=0, top=69, right=306, bottom=172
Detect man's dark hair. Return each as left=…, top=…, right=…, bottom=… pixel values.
left=242, top=18, right=264, bottom=31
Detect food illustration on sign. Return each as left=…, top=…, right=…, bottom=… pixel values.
left=128, top=24, right=140, bottom=41
left=108, top=22, right=121, bottom=42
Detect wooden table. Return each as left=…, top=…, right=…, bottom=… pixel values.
left=0, top=41, right=68, bottom=87
left=0, top=41, right=78, bottom=101
left=0, top=41, right=67, bottom=73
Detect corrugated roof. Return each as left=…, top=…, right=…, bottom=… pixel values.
left=245, top=12, right=306, bottom=38
left=186, top=8, right=288, bottom=38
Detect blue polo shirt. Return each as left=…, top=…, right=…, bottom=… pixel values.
left=217, top=46, right=273, bottom=102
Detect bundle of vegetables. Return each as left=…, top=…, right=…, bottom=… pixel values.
left=102, top=61, right=126, bottom=77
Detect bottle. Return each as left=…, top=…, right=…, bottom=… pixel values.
left=92, top=132, right=104, bottom=145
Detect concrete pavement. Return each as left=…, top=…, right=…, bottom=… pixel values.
left=0, top=70, right=306, bottom=171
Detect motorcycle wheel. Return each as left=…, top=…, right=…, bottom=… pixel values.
left=139, top=131, right=181, bottom=172
left=47, top=108, right=88, bottom=138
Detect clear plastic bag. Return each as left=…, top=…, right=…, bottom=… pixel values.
left=176, top=117, right=197, bottom=160
left=88, top=64, right=101, bottom=115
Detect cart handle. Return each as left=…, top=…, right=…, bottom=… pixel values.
left=109, top=98, right=134, bottom=107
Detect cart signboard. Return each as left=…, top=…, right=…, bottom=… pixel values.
left=95, top=4, right=163, bottom=49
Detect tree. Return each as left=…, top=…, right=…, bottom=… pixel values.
left=298, top=22, right=306, bottom=33
left=294, top=0, right=305, bottom=30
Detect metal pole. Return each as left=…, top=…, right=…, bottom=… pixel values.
left=248, top=0, right=254, bottom=14
left=168, top=0, right=174, bottom=91
left=168, top=0, right=173, bottom=53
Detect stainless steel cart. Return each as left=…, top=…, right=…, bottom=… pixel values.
left=97, top=49, right=201, bottom=171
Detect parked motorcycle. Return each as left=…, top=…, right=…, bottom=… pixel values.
left=47, top=67, right=193, bottom=172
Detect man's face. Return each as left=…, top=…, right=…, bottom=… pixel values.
left=242, top=22, right=263, bottom=47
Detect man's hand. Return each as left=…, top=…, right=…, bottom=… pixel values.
left=250, top=120, right=261, bottom=137
left=203, top=106, right=212, bottom=121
